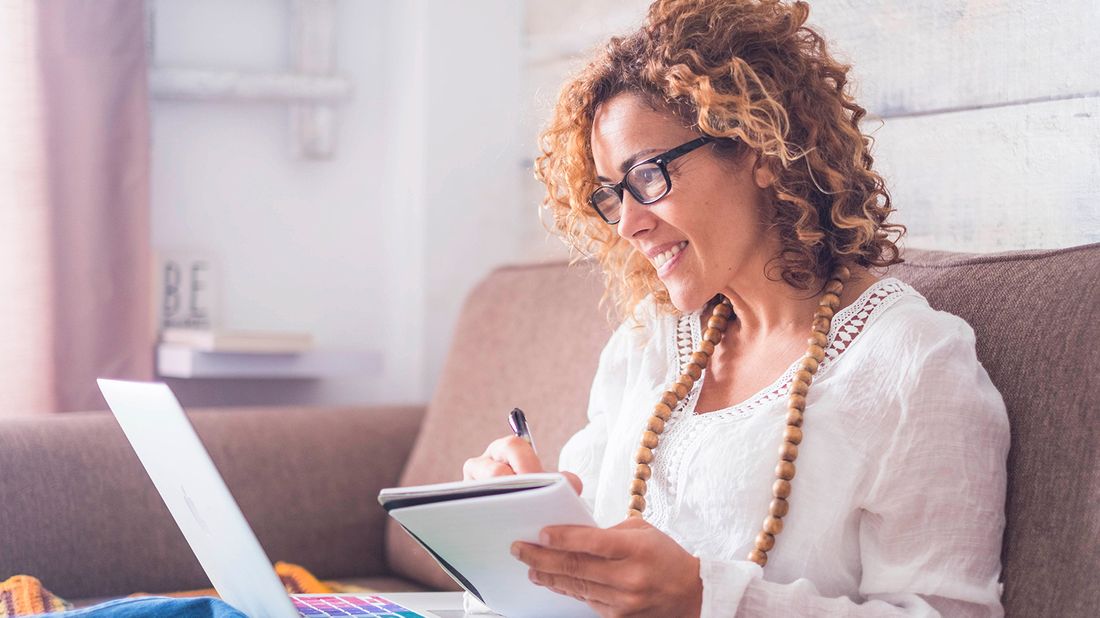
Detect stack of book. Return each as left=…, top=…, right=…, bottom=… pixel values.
left=160, top=329, right=314, bottom=354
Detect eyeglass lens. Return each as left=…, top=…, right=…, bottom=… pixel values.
left=591, top=162, right=669, bottom=223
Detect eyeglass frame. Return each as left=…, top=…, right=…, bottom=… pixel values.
left=588, top=135, right=715, bottom=225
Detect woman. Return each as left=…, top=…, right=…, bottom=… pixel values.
left=463, top=1, right=1009, bottom=616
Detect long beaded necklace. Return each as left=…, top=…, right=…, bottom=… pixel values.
left=627, top=265, right=851, bottom=568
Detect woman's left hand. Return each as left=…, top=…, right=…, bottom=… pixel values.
left=511, top=517, right=703, bottom=617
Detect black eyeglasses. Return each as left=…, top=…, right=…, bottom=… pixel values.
left=589, top=136, right=714, bottom=225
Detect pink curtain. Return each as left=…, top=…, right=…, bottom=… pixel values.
left=0, top=0, right=152, bottom=414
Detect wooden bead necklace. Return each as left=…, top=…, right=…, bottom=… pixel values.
left=626, top=265, right=851, bottom=568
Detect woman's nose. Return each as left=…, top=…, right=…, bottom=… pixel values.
left=616, top=194, right=655, bottom=240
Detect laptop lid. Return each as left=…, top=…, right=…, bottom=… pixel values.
left=97, top=379, right=298, bottom=618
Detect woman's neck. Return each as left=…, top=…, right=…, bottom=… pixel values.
left=715, top=264, right=878, bottom=344
left=718, top=273, right=824, bottom=343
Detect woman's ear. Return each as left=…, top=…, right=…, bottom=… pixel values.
left=753, top=157, right=777, bottom=189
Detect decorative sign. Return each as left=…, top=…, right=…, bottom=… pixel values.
left=158, top=252, right=219, bottom=330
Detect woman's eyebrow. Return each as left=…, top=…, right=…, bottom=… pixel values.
left=595, top=148, right=663, bottom=182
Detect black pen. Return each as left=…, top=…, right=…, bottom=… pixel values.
left=508, top=407, right=538, bottom=455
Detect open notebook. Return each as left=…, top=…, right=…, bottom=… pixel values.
left=380, top=474, right=600, bottom=618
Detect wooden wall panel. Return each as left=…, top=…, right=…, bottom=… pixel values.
left=873, top=97, right=1100, bottom=250
left=519, top=0, right=1100, bottom=253
left=808, top=0, right=1100, bottom=118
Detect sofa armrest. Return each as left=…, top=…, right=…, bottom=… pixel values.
left=0, top=404, right=426, bottom=601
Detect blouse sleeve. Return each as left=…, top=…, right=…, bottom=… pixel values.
left=697, top=317, right=1010, bottom=617
left=557, top=319, right=633, bottom=512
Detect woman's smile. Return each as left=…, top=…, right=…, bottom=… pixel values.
left=650, top=240, right=688, bottom=275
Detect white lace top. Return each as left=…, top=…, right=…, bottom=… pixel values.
left=557, top=278, right=1010, bottom=617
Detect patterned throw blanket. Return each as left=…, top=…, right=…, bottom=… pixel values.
left=0, top=576, right=70, bottom=616
left=0, top=563, right=365, bottom=617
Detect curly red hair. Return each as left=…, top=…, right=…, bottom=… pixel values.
left=535, top=0, right=904, bottom=320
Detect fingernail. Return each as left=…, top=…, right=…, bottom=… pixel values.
left=510, top=542, right=521, bottom=558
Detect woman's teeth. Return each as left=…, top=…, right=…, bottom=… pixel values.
left=653, top=241, right=687, bottom=268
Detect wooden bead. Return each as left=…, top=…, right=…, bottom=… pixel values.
left=824, top=279, right=843, bottom=295
left=755, top=531, right=775, bottom=552
left=713, top=302, right=732, bottom=319
left=813, top=305, right=835, bottom=320
left=789, top=380, right=809, bottom=396
left=684, top=363, right=702, bottom=380
left=627, top=508, right=644, bottom=519
left=630, top=478, right=647, bottom=496
left=629, top=494, right=646, bottom=511
left=660, top=391, right=679, bottom=408
left=699, top=340, right=715, bottom=356
left=676, top=374, right=695, bottom=389
left=647, top=416, right=666, bottom=434
left=707, top=315, right=728, bottom=331
left=799, top=357, right=819, bottom=374
left=773, top=479, right=792, bottom=498
left=635, top=446, right=654, bottom=464
left=783, top=425, right=803, bottom=445
left=821, top=292, right=841, bottom=309
left=703, top=327, right=722, bottom=344
left=641, top=430, right=660, bottom=449
left=779, top=441, right=798, bottom=461
left=653, top=402, right=673, bottom=421
left=769, top=498, right=789, bottom=518
left=747, top=549, right=768, bottom=566
left=672, top=381, right=690, bottom=399
left=788, top=393, right=807, bottom=411
left=812, top=316, right=832, bottom=334
left=806, top=344, right=825, bottom=362
left=763, top=515, right=784, bottom=535
left=635, top=463, right=652, bottom=481
left=776, top=460, right=796, bottom=480
left=786, top=409, right=804, bottom=427
left=690, top=351, right=710, bottom=367
left=794, top=369, right=813, bottom=385
left=807, top=331, right=827, bottom=348
left=834, top=265, right=851, bottom=282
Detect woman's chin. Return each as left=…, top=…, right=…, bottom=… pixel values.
left=666, top=289, right=711, bottom=314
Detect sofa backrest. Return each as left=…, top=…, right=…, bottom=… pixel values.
left=385, top=261, right=611, bottom=590
left=387, top=244, right=1100, bottom=617
left=889, top=244, right=1099, bottom=617
left=0, top=405, right=424, bottom=600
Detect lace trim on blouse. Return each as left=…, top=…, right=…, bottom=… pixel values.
left=646, top=277, right=915, bottom=530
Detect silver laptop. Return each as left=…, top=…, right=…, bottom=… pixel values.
left=97, top=379, right=443, bottom=618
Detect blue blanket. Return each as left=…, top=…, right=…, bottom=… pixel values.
left=41, top=597, right=246, bottom=617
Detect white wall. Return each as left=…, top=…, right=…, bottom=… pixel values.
left=419, top=1, right=526, bottom=390
left=151, top=0, right=529, bottom=406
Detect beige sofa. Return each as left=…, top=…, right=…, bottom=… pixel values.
left=1, top=245, right=1097, bottom=616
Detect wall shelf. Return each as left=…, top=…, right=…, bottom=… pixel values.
left=156, top=344, right=381, bottom=379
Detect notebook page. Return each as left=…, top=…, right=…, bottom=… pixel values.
left=387, top=476, right=599, bottom=618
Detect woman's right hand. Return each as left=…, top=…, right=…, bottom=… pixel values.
left=462, top=435, right=583, bottom=495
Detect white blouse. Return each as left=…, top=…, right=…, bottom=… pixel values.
left=557, top=278, right=1010, bottom=617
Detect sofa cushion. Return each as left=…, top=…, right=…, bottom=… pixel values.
left=386, top=261, right=611, bottom=590
left=889, top=243, right=1099, bottom=617
left=0, top=405, right=424, bottom=600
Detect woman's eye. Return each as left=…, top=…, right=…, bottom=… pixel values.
left=633, top=165, right=661, bottom=185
